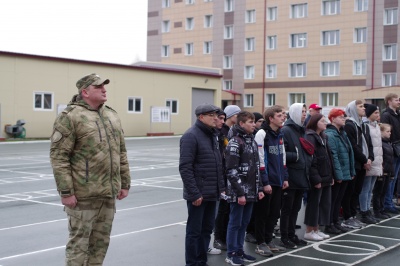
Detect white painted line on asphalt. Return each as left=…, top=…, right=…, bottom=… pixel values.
left=348, top=242, right=400, bottom=266
left=286, top=254, right=348, bottom=265
left=140, top=184, right=182, bottom=190
left=0, top=220, right=186, bottom=262
left=348, top=233, right=400, bottom=241
left=314, top=240, right=385, bottom=256
left=0, top=199, right=184, bottom=231
left=318, top=242, right=380, bottom=252
left=371, top=224, right=400, bottom=230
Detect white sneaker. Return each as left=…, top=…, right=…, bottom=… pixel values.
left=315, top=230, right=330, bottom=239
left=304, top=230, right=323, bottom=241
left=207, top=247, right=221, bottom=255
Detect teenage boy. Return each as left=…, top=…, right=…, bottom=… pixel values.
left=380, top=93, right=400, bottom=214
left=254, top=105, right=290, bottom=255
left=214, top=105, right=241, bottom=250
left=225, top=111, right=264, bottom=266
left=342, top=100, right=372, bottom=229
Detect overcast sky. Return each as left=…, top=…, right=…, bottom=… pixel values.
left=0, top=0, right=148, bottom=65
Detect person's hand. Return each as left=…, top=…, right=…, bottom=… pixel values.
left=364, top=159, right=372, bottom=170
left=282, top=181, right=289, bottom=190
left=192, top=197, right=203, bottom=206
left=117, top=189, right=129, bottom=200
left=61, top=195, right=77, bottom=208
left=331, top=179, right=335, bottom=186
left=263, top=185, right=272, bottom=194
left=314, top=183, right=321, bottom=189
left=238, top=196, right=246, bottom=205
left=258, top=192, right=265, bottom=200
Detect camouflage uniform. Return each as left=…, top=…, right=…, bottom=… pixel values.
left=50, top=78, right=131, bottom=265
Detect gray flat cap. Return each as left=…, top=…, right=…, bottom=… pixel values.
left=195, top=103, right=220, bottom=116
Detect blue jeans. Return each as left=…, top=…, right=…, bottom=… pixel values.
left=359, top=176, right=377, bottom=212
left=185, top=200, right=216, bottom=266
left=384, top=156, right=400, bottom=209
left=226, top=202, right=254, bottom=254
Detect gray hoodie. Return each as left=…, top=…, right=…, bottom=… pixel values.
left=288, top=103, right=305, bottom=127
left=345, top=100, right=369, bottom=159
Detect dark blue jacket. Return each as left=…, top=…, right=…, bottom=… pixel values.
left=179, top=120, right=225, bottom=201
left=325, top=124, right=355, bottom=181
left=281, top=118, right=312, bottom=190
left=382, top=137, right=395, bottom=175
left=254, top=122, right=288, bottom=187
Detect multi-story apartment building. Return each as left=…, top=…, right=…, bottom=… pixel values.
left=147, top=0, right=399, bottom=112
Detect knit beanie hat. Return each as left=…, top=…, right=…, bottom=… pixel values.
left=224, top=105, right=241, bottom=119
left=253, top=112, right=263, bottom=122
left=364, top=103, right=378, bottom=118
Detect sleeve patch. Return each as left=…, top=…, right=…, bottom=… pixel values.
left=51, top=130, right=63, bottom=143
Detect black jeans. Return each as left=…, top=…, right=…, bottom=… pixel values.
left=372, top=175, right=391, bottom=212
left=342, top=169, right=366, bottom=219
left=254, top=186, right=282, bottom=244
left=185, top=201, right=216, bottom=266
left=214, top=199, right=229, bottom=242
left=280, top=189, right=303, bottom=239
left=331, top=180, right=348, bottom=224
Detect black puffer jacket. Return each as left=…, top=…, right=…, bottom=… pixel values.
left=382, top=137, right=395, bottom=175
left=179, top=120, right=225, bottom=201
left=225, top=125, right=263, bottom=203
left=381, top=108, right=400, bottom=143
left=305, top=130, right=334, bottom=187
left=281, top=118, right=312, bottom=190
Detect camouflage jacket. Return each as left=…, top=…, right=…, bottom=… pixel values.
left=50, top=95, right=131, bottom=200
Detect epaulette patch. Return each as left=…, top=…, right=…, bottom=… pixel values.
left=62, top=105, right=77, bottom=114
left=105, top=105, right=117, bottom=113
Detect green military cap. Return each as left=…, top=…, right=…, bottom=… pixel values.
left=76, top=73, right=110, bottom=92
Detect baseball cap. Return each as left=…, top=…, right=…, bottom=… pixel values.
left=309, top=103, right=322, bottom=110
left=76, top=73, right=110, bottom=92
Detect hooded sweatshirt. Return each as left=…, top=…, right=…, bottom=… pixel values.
left=281, top=103, right=312, bottom=189
left=344, top=100, right=372, bottom=170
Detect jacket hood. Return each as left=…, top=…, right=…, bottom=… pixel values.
left=69, top=94, right=103, bottom=111
left=289, top=103, right=305, bottom=127
left=345, top=100, right=362, bottom=127
left=231, top=124, right=253, bottom=139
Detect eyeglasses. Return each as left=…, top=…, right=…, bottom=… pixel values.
left=203, top=113, right=216, bottom=117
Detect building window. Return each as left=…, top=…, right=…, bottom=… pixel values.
left=322, top=30, right=340, bottom=46
left=289, top=93, right=306, bottom=105
left=224, top=25, right=234, bottom=39
left=162, top=20, right=170, bottom=33
left=321, top=61, right=340, bottom=76
left=322, top=0, right=340, bottom=15
left=204, top=0, right=212, bottom=2
left=383, top=44, right=397, bottom=60
left=161, top=45, right=169, bottom=57
left=382, top=73, right=397, bottom=87
left=225, top=0, right=234, bottom=12
left=384, top=8, right=398, bottom=25
left=34, top=92, right=53, bottom=110
left=244, top=66, right=255, bottom=79
left=266, top=64, right=277, bottom=78
left=185, top=43, right=194, bottom=55
left=245, top=37, right=255, bottom=51
left=223, top=55, right=233, bottom=69
left=354, top=27, right=367, bottom=43
left=186, top=17, right=194, bottom=30
left=354, top=60, right=366, bottom=75
left=162, top=0, right=170, bottom=8
left=291, top=33, right=307, bottom=48
left=265, top=94, right=276, bottom=107
left=244, top=94, right=254, bottom=107
left=186, top=0, right=194, bottom=4
left=355, top=0, right=368, bottom=12
left=128, top=97, right=142, bottom=113
left=267, top=35, right=276, bottom=50
left=203, top=41, right=212, bottom=54
left=204, top=15, right=213, bottom=28
left=223, top=80, right=232, bottom=90
left=321, top=92, right=338, bottom=106
left=268, top=7, right=277, bottom=21
left=291, top=3, right=308, bottom=18
left=289, top=63, right=306, bottom=77
left=245, top=9, right=256, bottom=23
left=166, top=99, right=178, bottom=114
